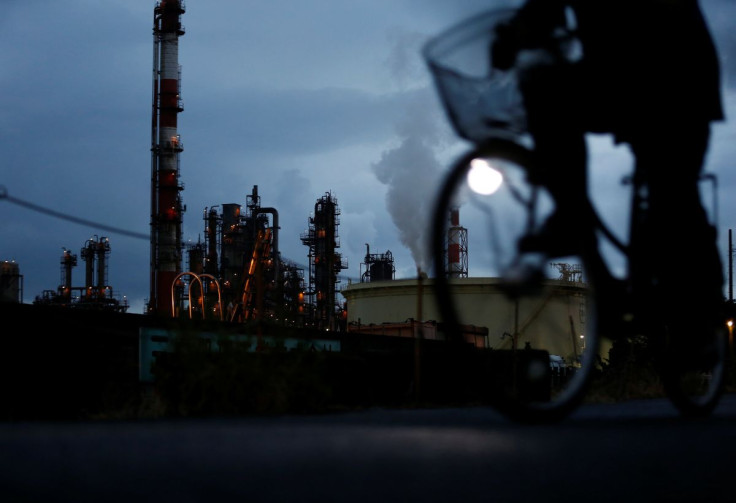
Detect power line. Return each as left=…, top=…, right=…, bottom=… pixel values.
left=0, top=186, right=149, bottom=240
left=0, top=185, right=363, bottom=283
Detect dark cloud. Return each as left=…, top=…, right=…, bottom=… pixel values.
left=185, top=87, right=408, bottom=157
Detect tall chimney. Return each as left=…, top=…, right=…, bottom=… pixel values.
left=149, top=0, right=186, bottom=315
left=447, top=207, right=468, bottom=278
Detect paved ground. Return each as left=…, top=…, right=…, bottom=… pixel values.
left=2, top=395, right=736, bottom=502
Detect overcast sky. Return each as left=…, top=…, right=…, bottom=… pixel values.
left=1, top=0, right=735, bottom=314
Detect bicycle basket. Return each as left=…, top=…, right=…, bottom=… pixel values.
left=423, top=9, right=528, bottom=145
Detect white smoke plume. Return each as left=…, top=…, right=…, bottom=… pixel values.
left=372, top=91, right=445, bottom=273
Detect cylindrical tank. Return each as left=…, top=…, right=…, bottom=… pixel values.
left=0, top=260, right=21, bottom=303
left=342, top=277, right=589, bottom=358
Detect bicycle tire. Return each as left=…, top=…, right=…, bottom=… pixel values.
left=431, top=140, right=600, bottom=423
left=660, top=323, right=727, bottom=418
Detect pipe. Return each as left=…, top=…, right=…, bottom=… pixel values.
left=259, top=207, right=279, bottom=284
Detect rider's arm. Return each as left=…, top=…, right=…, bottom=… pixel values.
left=491, top=0, right=568, bottom=70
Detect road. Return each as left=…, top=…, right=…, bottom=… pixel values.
left=2, top=395, right=736, bottom=502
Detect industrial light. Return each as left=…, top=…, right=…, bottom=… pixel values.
left=467, top=158, right=503, bottom=195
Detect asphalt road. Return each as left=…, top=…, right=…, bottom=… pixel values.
left=2, top=395, right=736, bottom=503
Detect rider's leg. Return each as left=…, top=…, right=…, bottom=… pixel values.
left=630, top=124, right=723, bottom=339
left=517, top=63, right=591, bottom=256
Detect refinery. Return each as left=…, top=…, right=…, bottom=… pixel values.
left=0, top=0, right=591, bottom=419
left=1, top=1, right=356, bottom=331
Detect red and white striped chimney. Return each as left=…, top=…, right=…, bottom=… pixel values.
left=150, top=0, right=185, bottom=315
left=447, top=207, right=468, bottom=278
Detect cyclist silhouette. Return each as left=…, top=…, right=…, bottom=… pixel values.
left=491, top=0, right=725, bottom=337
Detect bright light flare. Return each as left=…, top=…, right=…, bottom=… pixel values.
left=467, top=158, right=503, bottom=195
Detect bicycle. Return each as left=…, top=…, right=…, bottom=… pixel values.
left=423, top=8, right=728, bottom=423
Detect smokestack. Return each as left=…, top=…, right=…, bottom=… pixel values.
left=730, top=228, right=733, bottom=302
left=447, top=207, right=468, bottom=278
left=150, top=0, right=186, bottom=315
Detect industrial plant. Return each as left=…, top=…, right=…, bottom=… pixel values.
left=141, top=1, right=349, bottom=329
left=181, top=186, right=349, bottom=330
left=1, top=1, right=587, bottom=345
left=32, top=236, right=129, bottom=313
left=0, top=1, right=592, bottom=420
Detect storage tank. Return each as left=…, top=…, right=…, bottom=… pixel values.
left=0, top=260, right=22, bottom=303
left=342, top=276, right=589, bottom=359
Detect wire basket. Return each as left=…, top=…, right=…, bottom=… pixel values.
left=423, top=9, right=528, bottom=145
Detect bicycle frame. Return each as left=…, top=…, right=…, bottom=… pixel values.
left=583, top=167, right=721, bottom=342
left=430, top=139, right=726, bottom=422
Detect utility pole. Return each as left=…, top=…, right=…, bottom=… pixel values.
left=729, top=229, right=733, bottom=302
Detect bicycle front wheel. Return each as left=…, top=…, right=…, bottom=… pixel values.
left=431, top=141, right=600, bottom=423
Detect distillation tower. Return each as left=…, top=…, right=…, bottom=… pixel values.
left=149, top=0, right=186, bottom=315
left=33, top=238, right=128, bottom=312
left=301, top=192, right=348, bottom=330
left=81, top=236, right=111, bottom=301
